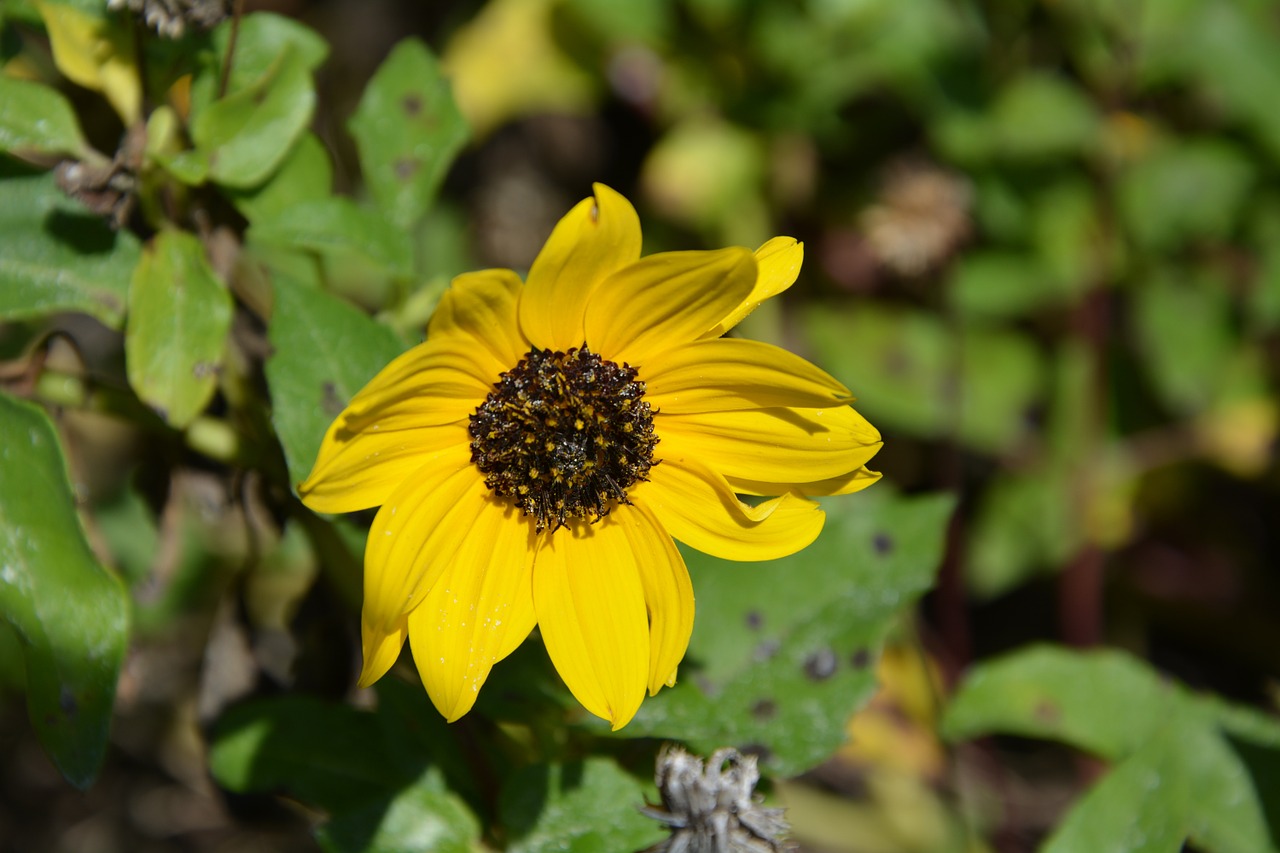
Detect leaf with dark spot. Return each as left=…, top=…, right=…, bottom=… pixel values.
left=623, top=490, right=953, bottom=776
left=0, top=395, right=129, bottom=789
left=348, top=38, right=468, bottom=230
left=266, top=277, right=405, bottom=487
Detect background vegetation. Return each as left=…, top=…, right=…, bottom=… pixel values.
left=2, top=0, right=1280, bottom=851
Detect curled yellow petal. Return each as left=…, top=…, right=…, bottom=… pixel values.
left=635, top=457, right=825, bottom=562
left=358, top=615, right=408, bottom=688
left=656, top=405, right=882, bottom=487
left=705, top=237, right=803, bottom=338
left=729, top=465, right=883, bottom=497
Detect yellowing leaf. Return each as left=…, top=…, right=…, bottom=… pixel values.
left=36, top=0, right=141, bottom=124
left=442, top=0, right=595, bottom=136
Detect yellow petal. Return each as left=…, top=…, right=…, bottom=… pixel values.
left=427, top=268, right=529, bottom=369
left=407, top=498, right=537, bottom=721
left=614, top=503, right=694, bottom=695
left=520, top=184, right=641, bottom=351
left=730, top=465, right=883, bottom=497
left=657, top=406, right=882, bottom=487
left=585, top=247, right=756, bottom=365
left=342, top=338, right=498, bottom=426
left=358, top=614, right=408, bottom=688
left=643, top=338, right=851, bottom=413
left=299, top=421, right=468, bottom=513
left=360, top=443, right=486, bottom=639
left=634, top=457, right=825, bottom=561
left=704, top=237, right=803, bottom=338
left=533, top=517, right=649, bottom=729
left=37, top=1, right=141, bottom=124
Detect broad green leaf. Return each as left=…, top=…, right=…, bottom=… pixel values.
left=317, top=774, right=481, bottom=853
left=250, top=197, right=415, bottom=281
left=1031, top=179, right=1106, bottom=292
left=947, top=252, right=1051, bottom=320
left=210, top=695, right=411, bottom=805
left=625, top=490, right=953, bottom=776
left=1118, top=139, right=1254, bottom=250
left=265, top=276, right=405, bottom=487
left=942, top=646, right=1172, bottom=759
left=223, top=131, right=333, bottom=224
left=1133, top=268, right=1235, bottom=415
left=936, top=73, right=1101, bottom=165
left=0, top=394, right=129, bottom=789
left=501, top=759, right=664, bottom=853
left=189, top=11, right=328, bottom=113
left=0, top=76, right=89, bottom=157
left=210, top=691, right=480, bottom=853
left=125, top=229, right=233, bottom=428
left=190, top=47, right=316, bottom=188
left=0, top=161, right=139, bottom=327
left=989, top=72, right=1101, bottom=161
left=348, top=38, right=468, bottom=230
left=965, top=466, right=1076, bottom=599
left=804, top=304, right=1043, bottom=455
left=1042, top=728, right=1189, bottom=853
left=946, top=647, right=1280, bottom=853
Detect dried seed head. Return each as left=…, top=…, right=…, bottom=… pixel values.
left=860, top=160, right=972, bottom=277
left=107, top=0, right=229, bottom=38
left=641, top=745, right=792, bottom=853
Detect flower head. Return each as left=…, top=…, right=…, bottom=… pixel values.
left=299, top=185, right=881, bottom=729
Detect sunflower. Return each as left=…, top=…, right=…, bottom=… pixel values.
left=298, top=184, right=882, bottom=730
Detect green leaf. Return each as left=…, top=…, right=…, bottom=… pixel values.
left=1118, top=139, right=1254, bottom=250
left=125, top=229, right=233, bottom=428
left=1041, top=727, right=1189, bottom=853
left=501, top=759, right=664, bottom=853
left=210, top=696, right=387, bottom=805
left=1133, top=268, right=1235, bottom=415
left=0, top=160, right=139, bottom=327
left=0, top=394, right=129, bottom=789
left=265, top=276, right=405, bottom=487
left=189, top=12, right=328, bottom=113
left=210, top=691, right=481, bottom=853
left=191, top=47, right=316, bottom=188
left=625, top=490, right=952, bottom=776
left=0, top=76, right=89, bottom=157
left=250, top=197, right=415, bottom=281
left=965, top=465, right=1076, bottom=599
left=1031, top=179, right=1105, bottom=292
left=348, top=38, right=468, bottom=230
left=944, top=647, right=1280, bottom=853
left=941, top=646, right=1172, bottom=759
left=223, top=131, right=333, bottom=224
left=947, top=252, right=1051, bottom=320
left=989, top=72, right=1101, bottom=161
left=317, top=774, right=481, bottom=853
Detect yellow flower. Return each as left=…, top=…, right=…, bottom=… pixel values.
left=299, top=185, right=882, bottom=729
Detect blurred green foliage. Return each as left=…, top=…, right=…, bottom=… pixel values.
left=2, top=0, right=1280, bottom=850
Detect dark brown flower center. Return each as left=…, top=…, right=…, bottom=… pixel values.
left=468, top=345, right=658, bottom=532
